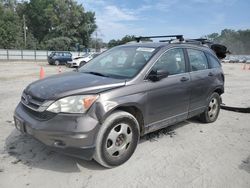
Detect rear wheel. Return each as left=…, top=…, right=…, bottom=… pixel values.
left=94, top=111, right=140, bottom=168
left=200, top=93, right=220, bottom=123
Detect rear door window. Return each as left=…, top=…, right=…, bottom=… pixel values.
left=187, top=49, right=208, bottom=71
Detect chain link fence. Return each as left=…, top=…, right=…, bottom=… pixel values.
left=0, top=49, right=88, bottom=61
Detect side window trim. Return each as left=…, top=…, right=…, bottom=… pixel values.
left=144, top=47, right=187, bottom=80
left=205, top=52, right=212, bottom=69
left=183, top=48, right=191, bottom=72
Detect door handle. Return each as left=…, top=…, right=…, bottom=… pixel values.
left=180, top=77, right=189, bottom=82
left=208, top=72, right=214, bottom=76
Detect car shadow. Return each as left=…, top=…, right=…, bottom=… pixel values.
left=239, top=155, right=250, bottom=173
left=5, top=118, right=199, bottom=172
left=4, top=130, right=105, bottom=172
left=140, top=120, right=191, bottom=143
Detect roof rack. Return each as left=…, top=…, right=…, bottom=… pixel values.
left=133, top=35, right=229, bottom=59
left=134, top=35, right=217, bottom=45
left=135, top=35, right=184, bottom=43
left=185, top=38, right=213, bottom=45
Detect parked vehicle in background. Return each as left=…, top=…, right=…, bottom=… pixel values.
left=221, top=56, right=230, bottom=63
left=48, top=51, right=72, bottom=65
left=229, top=57, right=239, bottom=63
left=66, top=53, right=101, bottom=68
left=246, top=58, right=250, bottom=64
left=239, top=58, right=246, bottom=63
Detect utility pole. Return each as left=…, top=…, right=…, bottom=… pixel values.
left=95, top=31, right=97, bottom=52
left=23, top=15, right=27, bottom=48
left=85, top=24, right=90, bottom=52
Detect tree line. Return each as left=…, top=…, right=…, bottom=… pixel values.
left=1, top=0, right=249, bottom=54
left=108, top=29, right=250, bottom=55
left=0, top=0, right=97, bottom=51
left=205, top=29, right=250, bottom=55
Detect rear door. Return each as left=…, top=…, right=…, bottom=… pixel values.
left=62, top=52, right=70, bottom=62
left=186, top=48, right=214, bottom=117
left=145, top=48, right=191, bottom=132
left=66, top=52, right=72, bottom=61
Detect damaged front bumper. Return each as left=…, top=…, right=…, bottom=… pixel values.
left=14, top=102, right=100, bottom=160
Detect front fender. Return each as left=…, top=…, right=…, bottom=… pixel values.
left=89, top=92, right=147, bottom=124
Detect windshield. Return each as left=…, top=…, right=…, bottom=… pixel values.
left=79, top=46, right=156, bottom=79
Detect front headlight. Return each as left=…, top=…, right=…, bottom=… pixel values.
left=46, top=95, right=98, bottom=113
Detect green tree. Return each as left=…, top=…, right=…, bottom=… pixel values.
left=205, top=33, right=219, bottom=41
left=107, top=35, right=154, bottom=48
left=0, top=1, right=23, bottom=48
left=209, top=29, right=250, bottom=54
left=120, top=35, right=136, bottom=44
left=108, top=39, right=120, bottom=48
left=16, top=0, right=97, bottom=50
left=44, top=36, right=72, bottom=51
left=108, top=35, right=136, bottom=48
left=89, top=37, right=107, bottom=51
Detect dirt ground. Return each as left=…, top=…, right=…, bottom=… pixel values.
left=0, top=61, right=249, bottom=188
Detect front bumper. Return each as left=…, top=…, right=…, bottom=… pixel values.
left=14, top=103, right=100, bottom=160
left=66, top=61, right=78, bottom=67
left=47, top=58, right=55, bottom=64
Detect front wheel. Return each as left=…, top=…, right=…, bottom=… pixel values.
left=94, top=111, right=140, bottom=168
left=54, top=60, right=60, bottom=66
left=200, top=92, right=221, bottom=123
left=79, top=61, right=86, bottom=67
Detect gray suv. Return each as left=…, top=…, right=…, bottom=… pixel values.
left=14, top=36, right=225, bottom=168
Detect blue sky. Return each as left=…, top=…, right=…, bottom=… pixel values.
left=79, top=0, right=250, bottom=42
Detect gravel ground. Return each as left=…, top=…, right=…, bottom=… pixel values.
left=222, top=63, right=250, bottom=108
left=0, top=61, right=249, bottom=188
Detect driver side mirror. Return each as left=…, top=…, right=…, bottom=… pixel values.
left=148, top=69, right=169, bottom=82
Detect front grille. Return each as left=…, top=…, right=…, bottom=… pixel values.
left=21, top=103, right=56, bottom=121
left=21, top=92, right=45, bottom=110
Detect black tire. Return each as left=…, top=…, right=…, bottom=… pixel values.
left=94, top=110, right=140, bottom=168
left=200, top=92, right=221, bottom=123
left=55, top=60, right=60, bottom=66
left=79, top=61, right=86, bottom=67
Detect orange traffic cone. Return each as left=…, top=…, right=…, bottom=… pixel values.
left=40, top=66, right=45, bottom=79
left=58, top=66, right=62, bottom=73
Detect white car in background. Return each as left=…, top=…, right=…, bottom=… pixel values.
left=67, top=53, right=99, bottom=68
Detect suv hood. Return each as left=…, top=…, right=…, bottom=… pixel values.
left=25, top=71, right=126, bottom=100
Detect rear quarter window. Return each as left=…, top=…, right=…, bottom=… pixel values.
left=187, top=49, right=208, bottom=71
left=207, top=53, right=221, bottom=68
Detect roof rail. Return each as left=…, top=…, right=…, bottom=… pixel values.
left=135, top=35, right=184, bottom=43
left=185, top=38, right=213, bottom=45
left=133, top=35, right=229, bottom=59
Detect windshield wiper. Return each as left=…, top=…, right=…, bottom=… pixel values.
left=83, top=71, right=109, bottom=77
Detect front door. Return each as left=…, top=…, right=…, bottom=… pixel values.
left=145, top=48, right=191, bottom=133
